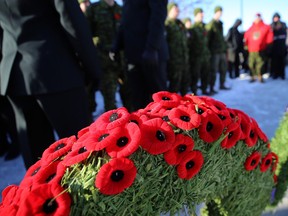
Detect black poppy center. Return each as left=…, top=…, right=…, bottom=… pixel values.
left=130, top=119, right=139, bottom=125
left=162, top=96, right=171, bottom=100
left=228, top=132, right=233, bottom=139
left=43, top=199, right=58, bottom=214
left=78, top=146, right=87, bottom=154
left=117, top=137, right=129, bottom=147
left=156, top=130, right=166, bottom=141
left=180, top=115, right=190, bottom=122
left=110, top=170, right=124, bottom=182
left=98, top=134, right=109, bottom=142
left=218, top=115, right=226, bottom=120
left=31, top=166, right=41, bottom=176
left=265, top=159, right=271, bottom=166
left=206, top=122, right=213, bottom=132
left=162, top=116, right=170, bottom=122
left=186, top=160, right=195, bottom=170
left=178, top=144, right=187, bottom=153
left=109, top=113, right=119, bottom=122
left=251, top=159, right=257, bottom=166
left=250, top=130, right=255, bottom=138
left=54, top=143, right=65, bottom=152
left=197, top=108, right=204, bottom=115
left=46, top=173, right=56, bottom=183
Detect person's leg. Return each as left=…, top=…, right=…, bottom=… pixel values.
left=38, top=87, right=93, bottom=139
left=248, top=52, right=256, bottom=82
left=219, top=53, right=229, bottom=89
left=190, top=59, right=201, bottom=95
left=8, top=96, right=55, bottom=169
left=200, top=56, right=211, bottom=94
left=209, top=54, right=218, bottom=93
left=256, top=52, right=265, bottom=82
left=234, top=52, right=240, bottom=78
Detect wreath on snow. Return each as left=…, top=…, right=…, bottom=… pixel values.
left=0, top=91, right=279, bottom=216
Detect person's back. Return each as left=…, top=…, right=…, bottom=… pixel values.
left=113, top=0, right=168, bottom=111
left=0, top=0, right=101, bottom=168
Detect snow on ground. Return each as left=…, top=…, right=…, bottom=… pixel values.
left=1, top=69, right=288, bottom=214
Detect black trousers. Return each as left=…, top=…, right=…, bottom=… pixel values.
left=0, top=96, right=19, bottom=152
left=126, top=61, right=167, bottom=111
left=8, top=87, right=92, bottom=169
left=271, top=54, right=286, bottom=79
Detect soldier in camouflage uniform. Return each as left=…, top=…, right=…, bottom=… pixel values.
left=185, top=8, right=211, bottom=95
left=206, top=6, right=230, bottom=93
left=165, top=3, right=190, bottom=96
left=86, top=0, right=123, bottom=111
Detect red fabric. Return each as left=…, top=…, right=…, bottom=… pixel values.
left=244, top=20, right=273, bottom=52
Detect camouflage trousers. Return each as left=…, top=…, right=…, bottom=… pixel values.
left=99, top=54, right=121, bottom=111
left=190, top=55, right=210, bottom=94
left=167, top=59, right=189, bottom=96
left=248, top=52, right=266, bottom=77
left=210, top=53, right=227, bottom=89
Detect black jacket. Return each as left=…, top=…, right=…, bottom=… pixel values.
left=0, top=0, right=100, bottom=95
left=114, top=0, right=169, bottom=64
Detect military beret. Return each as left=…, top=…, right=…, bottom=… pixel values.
left=214, top=6, right=223, bottom=13
left=167, top=2, right=178, bottom=12
left=182, top=17, right=192, bottom=24
left=194, top=8, right=203, bottom=16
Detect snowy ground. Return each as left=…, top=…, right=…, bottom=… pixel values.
left=1, top=69, right=288, bottom=215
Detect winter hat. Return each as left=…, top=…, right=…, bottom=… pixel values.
left=194, top=8, right=203, bottom=16
left=182, top=17, right=192, bottom=24
left=273, top=12, right=281, bottom=19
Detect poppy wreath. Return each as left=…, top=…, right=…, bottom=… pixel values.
left=0, top=91, right=282, bottom=216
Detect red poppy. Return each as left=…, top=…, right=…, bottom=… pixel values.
left=273, top=174, right=278, bottom=184
left=260, top=153, right=273, bottom=172
left=1, top=185, right=24, bottom=207
left=34, top=161, right=66, bottom=187
left=217, top=109, right=233, bottom=128
left=17, top=184, right=71, bottom=216
left=0, top=203, right=18, bottom=215
left=198, top=110, right=224, bottom=143
left=168, top=105, right=201, bottom=130
left=90, top=107, right=130, bottom=132
left=271, top=152, right=279, bottom=172
left=20, top=160, right=42, bottom=188
left=194, top=104, right=208, bottom=115
left=245, top=118, right=258, bottom=147
left=181, top=94, right=209, bottom=108
left=244, top=152, right=261, bottom=171
left=139, top=118, right=175, bottom=155
left=143, top=102, right=163, bottom=114
left=199, top=96, right=227, bottom=113
left=254, top=120, right=268, bottom=142
left=77, top=126, right=89, bottom=138
left=221, top=122, right=242, bottom=149
left=164, top=134, right=194, bottom=165
left=152, top=91, right=181, bottom=107
left=114, top=13, right=121, bottom=20
left=233, top=109, right=252, bottom=140
left=62, top=142, right=91, bottom=166
left=95, top=158, right=137, bottom=195
left=106, top=122, right=141, bottom=158
left=79, top=127, right=120, bottom=152
left=177, top=150, right=204, bottom=180
left=42, top=136, right=76, bottom=165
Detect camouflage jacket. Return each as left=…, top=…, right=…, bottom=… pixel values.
left=85, top=0, right=122, bottom=52
left=165, top=18, right=189, bottom=63
left=188, top=21, right=210, bottom=58
left=206, top=19, right=227, bottom=54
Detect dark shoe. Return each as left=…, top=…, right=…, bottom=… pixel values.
left=0, top=143, right=9, bottom=157
left=220, top=86, right=231, bottom=90
left=210, top=89, right=218, bottom=94
left=249, top=79, right=256, bottom=83
left=202, top=90, right=210, bottom=95
left=4, top=147, right=20, bottom=161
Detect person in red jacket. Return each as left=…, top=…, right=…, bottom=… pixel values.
left=244, top=13, right=273, bottom=83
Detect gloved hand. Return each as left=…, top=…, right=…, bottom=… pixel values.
left=142, top=49, right=159, bottom=66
